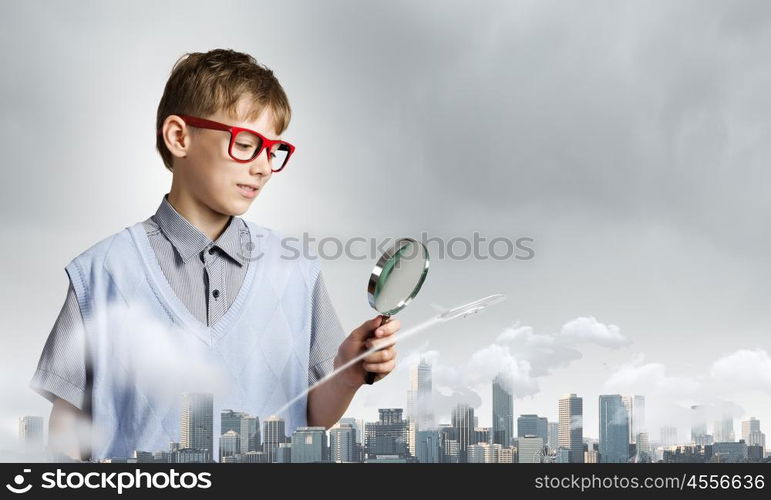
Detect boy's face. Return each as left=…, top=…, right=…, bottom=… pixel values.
left=166, top=94, right=280, bottom=217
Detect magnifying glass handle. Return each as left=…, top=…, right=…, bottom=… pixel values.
left=364, top=314, right=391, bottom=385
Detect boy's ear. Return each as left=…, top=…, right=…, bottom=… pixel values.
left=161, top=115, right=190, bottom=159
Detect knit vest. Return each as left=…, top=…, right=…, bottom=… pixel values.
left=64, top=219, right=317, bottom=461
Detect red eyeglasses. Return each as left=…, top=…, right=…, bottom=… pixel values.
left=158, top=114, right=296, bottom=172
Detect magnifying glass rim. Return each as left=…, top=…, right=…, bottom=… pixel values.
left=367, top=237, right=430, bottom=316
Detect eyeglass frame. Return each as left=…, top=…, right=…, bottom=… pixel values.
left=156, top=114, right=296, bottom=172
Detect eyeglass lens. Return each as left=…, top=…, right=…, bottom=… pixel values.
left=232, top=130, right=290, bottom=170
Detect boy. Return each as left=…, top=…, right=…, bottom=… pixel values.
left=29, top=48, right=399, bottom=462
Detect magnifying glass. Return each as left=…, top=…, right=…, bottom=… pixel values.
left=364, top=238, right=430, bottom=385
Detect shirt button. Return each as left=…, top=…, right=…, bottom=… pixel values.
left=212, top=289, right=220, bottom=298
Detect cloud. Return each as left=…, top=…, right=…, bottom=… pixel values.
left=432, top=387, right=484, bottom=422
left=557, top=317, right=632, bottom=348
left=602, top=353, right=750, bottom=441
left=402, top=316, right=632, bottom=416
left=466, top=343, right=538, bottom=396
left=397, top=348, right=484, bottom=426
left=602, top=354, right=704, bottom=437
left=466, top=317, right=631, bottom=398
left=107, top=299, right=231, bottom=400
left=495, top=322, right=583, bottom=377
left=411, top=349, right=465, bottom=391
left=603, top=353, right=700, bottom=399
left=709, top=348, right=771, bottom=393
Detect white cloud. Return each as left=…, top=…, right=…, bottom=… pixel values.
left=399, top=317, right=632, bottom=415
left=108, top=300, right=230, bottom=400
left=602, top=352, right=752, bottom=440
left=709, top=348, right=771, bottom=393
left=466, top=344, right=538, bottom=397
left=557, top=316, right=632, bottom=348
left=495, top=321, right=583, bottom=377
left=603, top=353, right=701, bottom=399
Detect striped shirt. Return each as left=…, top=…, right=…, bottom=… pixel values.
left=30, top=194, right=346, bottom=411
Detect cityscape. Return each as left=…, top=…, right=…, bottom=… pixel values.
left=15, top=357, right=770, bottom=464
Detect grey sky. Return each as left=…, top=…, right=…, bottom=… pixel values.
left=1, top=0, right=770, bottom=454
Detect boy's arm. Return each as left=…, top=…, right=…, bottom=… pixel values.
left=49, top=397, right=92, bottom=461
left=307, top=315, right=399, bottom=429
left=305, top=271, right=351, bottom=428
left=304, top=272, right=399, bottom=429
left=306, top=359, right=361, bottom=429
left=29, top=281, right=92, bottom=460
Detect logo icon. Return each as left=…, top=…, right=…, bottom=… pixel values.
left=5, top=469, right=32, bottom=494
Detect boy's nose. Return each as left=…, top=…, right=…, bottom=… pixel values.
left=248, top=148, right=273, bottom=176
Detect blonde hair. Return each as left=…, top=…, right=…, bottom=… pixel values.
left=155, top=48, right=292, bottom=171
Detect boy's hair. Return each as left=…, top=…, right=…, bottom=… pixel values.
left=155, top=48, right=292, bottom=172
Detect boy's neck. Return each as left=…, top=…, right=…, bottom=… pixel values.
left=166, top=189, right=231, bottom=242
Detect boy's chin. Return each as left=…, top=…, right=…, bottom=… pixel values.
left=222, top=198, right=254, bottom=216
left=198, top=200, right=247, bottom=218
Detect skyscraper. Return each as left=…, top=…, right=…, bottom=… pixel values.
left=439, top=424, right=460, bottom=463
left=518, top=436, right=544, bottom=463
left=219, top=409, right=249, bottom=456
left=466, top=444, right=486, bottom=463
left=599, top=394, right=630, bottom=463
left=452, top=403, right=475, bottom=463
left=180, top=393, right=213, bottom=459
left=408, top=420, right=417, bottom=457
left=275, top=442, right=292, bottom=463
left=330, top=424, right=357, bottom=462
left=366, top=409, right=409, bottom=458
left=713, top=415, right=735, bottom=443
left=263, top=416, right=287, bottom=463
left=339, top=417, right=364, bottom=445
left=416, top=430, right=441, bottom=463
left=291, top=427, right=328, bottom=463
left=407, top=358, right=434, bottom=458
left=517, top=414, right=548, bottom=443
left=548, top=421, right=559, bottom=452
left=219, top=430, right=240, bottom=460
left=690, top=405, right=711, bottom=445
left=408, top=357, right=434, bottom=430
left=660, top=425, right=678, bottom=446
left=474, top=427, right=492, bottom=445
left=499, top=445, right=515, bottom=463
left=559, top=393, right=583, bottom=463
left=240, top=416, right=259, bottom=453
left=742, top=417, right=766, bottom=451
left=220, top=409, right=247, bottom=436
left=492, top=373, right=514, bottom=446
left=622, top=395, right=645, bottom=444
left=18, top=416, right=44, bottom=449
left=635, top=432, right=650, bottom=458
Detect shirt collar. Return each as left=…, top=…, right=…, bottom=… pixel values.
left=152, top=194, right=247, bottom=266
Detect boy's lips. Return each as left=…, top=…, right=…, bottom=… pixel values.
left=237, top=183, right=259, bottom=198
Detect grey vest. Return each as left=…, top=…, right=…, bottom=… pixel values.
left=65, top=220, right=316, bottom=461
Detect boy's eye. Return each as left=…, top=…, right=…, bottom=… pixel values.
left=236, top=143, right=256, bottom=149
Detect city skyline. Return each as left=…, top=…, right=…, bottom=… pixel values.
left=7, top=316, right=768, bottom=459
left=9, top=358, right=769, bottom=463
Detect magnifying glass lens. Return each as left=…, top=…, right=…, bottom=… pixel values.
left=373, top=241, right=429, bottom=314
left=364, top=239, right=429, bottom=385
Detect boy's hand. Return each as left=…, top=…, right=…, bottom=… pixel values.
left=334, top=315, right=400, bottom=389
